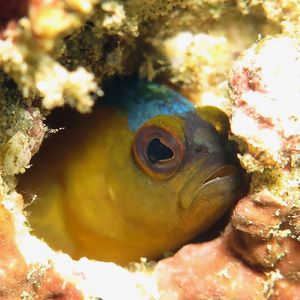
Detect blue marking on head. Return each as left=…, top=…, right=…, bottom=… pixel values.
left=104, top=78, right=194, bottom=131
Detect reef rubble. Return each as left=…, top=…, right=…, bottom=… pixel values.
left=0, top=1, right=299, bottom=299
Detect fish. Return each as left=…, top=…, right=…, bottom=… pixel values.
left=18, top=78, right=241, bottom=265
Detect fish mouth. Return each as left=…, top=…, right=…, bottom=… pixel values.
left=202, top=164, right=238, bottom=185
left=178, top=154, right=241, bottom=211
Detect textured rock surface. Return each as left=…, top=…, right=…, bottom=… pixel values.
left=155, top=194, right=300, bottom=299
left=155, top=228, right=267, bottom=300
left=155, top=35, right=300, bottom=299
left=0, top=0, right=300, bottom=299
left=0, top=196, right=83, bottom=299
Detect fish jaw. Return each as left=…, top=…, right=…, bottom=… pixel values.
left=177, top=153, right=241, bottom=232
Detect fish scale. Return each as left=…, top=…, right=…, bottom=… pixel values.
left=18, top=79, right=241, bottom=264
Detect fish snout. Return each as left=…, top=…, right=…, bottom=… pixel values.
left=178, top=154, right=241, bottom=212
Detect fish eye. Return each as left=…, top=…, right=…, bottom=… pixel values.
left=146, top=138, right=174, bottom=163
left=132, top=125, right=184, bottom=179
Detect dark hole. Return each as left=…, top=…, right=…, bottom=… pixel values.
left=146, top=138, right=174, bottom=163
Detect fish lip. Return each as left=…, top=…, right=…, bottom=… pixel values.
left=202, top=164, right=239, bottom=185
left=178, top=154, right=240, bottom=210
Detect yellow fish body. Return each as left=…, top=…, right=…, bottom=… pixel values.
left=19, top=79, right=241, bottom=264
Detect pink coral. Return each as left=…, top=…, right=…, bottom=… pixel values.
left=154, top=36, right=300, bottom=299
left=229, top=36, right=300, bottom=169
left=155, top=192, right=300, bottom=300
left=0, top=201, right=84, bottom=299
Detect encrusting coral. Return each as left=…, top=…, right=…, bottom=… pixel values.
left=0, top=0, right=299, bottom=299
left=156, top=35, right=300, bottom=299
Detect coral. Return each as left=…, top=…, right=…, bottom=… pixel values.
left=155, top=35, right=300, bottom=299
left=0, top=0, right=101, bottom=113
left=0, top=76, right=45, bottom=196
left=0, top=0, right=299, bottom=299
left=139, top=13, right=274, bottom=112
left=154, top=34, right=300, bottom=300
left=237, top=0, right=300, bottom=34
left=154, top=34, right=300, bottom=299
left=229, top=36, right=300, bottom=171
left=155, top=227, right=267, bottom=300
left=155, top=193, right=300, bottom=299
left=0, top=193, right=83, bottom=299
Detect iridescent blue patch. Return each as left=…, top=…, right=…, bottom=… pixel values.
left=104, top=78, right=194, bottom=131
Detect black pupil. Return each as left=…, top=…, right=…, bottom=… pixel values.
left=147, top=138, right=174, bottom=163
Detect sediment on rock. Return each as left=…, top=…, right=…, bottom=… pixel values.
left=0, top=1, right=299, bottom=299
